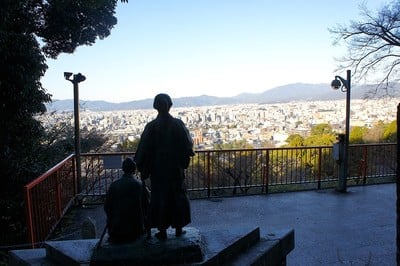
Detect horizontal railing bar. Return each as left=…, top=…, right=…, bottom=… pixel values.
left=24, top=154, right=75, bottom=189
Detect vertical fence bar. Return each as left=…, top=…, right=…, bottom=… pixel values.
left=317, top=147, right=322, bottom=189
left=56, top=170, right=62, bottom=217
left=362, top=145, right=368, bottom=184
left=265, top=149, right=269, bottom=194
left=207, top=151, right=211, bottom=198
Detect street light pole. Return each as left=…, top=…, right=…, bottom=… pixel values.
left=64, top=72, right=86, bottom=194
left=331, top=69, right=351, bottom=192
left=344, top=70, right=351, bottom=191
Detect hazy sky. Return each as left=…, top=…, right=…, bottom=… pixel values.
left=41, top=0, right=387, bottom=103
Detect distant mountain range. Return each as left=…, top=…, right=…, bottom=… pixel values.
left=46, top=83, right=400, bottom=112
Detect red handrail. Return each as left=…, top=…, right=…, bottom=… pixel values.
left=24, top=154, right=76, bottom=248
left=25, top=154, right=75, bottom=189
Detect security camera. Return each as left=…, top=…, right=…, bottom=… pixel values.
left=74, top=73, right=86, bottom=83
left=331, top=79, right=342, bottom=90
left=64, top=72, right=73, bottom=80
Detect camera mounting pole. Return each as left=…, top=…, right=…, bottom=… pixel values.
left=64, top=72, right=86, bottom=194
left=331, top=70, right=351, bottom=192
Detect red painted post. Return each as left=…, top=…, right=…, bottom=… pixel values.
left=24, top=187, right=35, bottom=248
left=73, top=154, right=78, bottom=197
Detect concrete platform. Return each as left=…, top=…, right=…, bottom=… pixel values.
left=190, top=184, right=396, bottom=265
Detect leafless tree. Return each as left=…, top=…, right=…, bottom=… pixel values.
left=330, top=1, right=400, bottom=95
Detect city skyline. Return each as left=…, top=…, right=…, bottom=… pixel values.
left=41, top=0, right=387, bottom=103
left=40, top=97, right=399, bottom=149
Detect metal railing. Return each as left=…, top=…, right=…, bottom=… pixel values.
left=24, top=155, right=76, bottom=248
left=79, top=144, right=396, bottom=197
left=24, top=143, right=396, bottom=246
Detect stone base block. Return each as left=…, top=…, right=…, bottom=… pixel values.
left=91, top=227, right=204, bottom=265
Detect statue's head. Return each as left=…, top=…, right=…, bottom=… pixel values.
left=153, top=93, right=172, bottom=113
left=122, top=157, right=136, bottom=174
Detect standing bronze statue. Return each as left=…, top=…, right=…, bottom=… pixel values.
left=135, top=93, right=195, bottom=240
left=104, top=157, right=144, bottom=243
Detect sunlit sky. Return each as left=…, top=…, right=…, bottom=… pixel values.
left=41, top=0, right=387, bottom=103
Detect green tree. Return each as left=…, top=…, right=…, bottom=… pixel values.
left=303, top=135, right=336, bottom=146
left=350, top=126, right=367, bottom=144
left=214, top=140, right=254, bottom=150
left=0, top=0, right=126, bottom=245
left=285, top=124, right=336, bottom=147
left=364, top=121, right=386, bottom=143
left=303, top=124, right=336, bottom=146
left=310, top=123, right=333, bottom=136
left=286, top=134, right=304, bottom=147
left=117, top=138, right=140, bottom=152
left=383, top=120, right=397, bottom=142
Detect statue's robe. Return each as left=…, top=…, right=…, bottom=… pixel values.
left=135, top=113, right=194, bottom=230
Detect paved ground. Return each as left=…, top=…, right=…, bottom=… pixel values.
left=54, top=183, right=396, bottom=265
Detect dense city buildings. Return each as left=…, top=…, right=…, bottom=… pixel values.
left=40, top=98, right=399, bottom=150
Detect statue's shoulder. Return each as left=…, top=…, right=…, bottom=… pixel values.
left=145, top=119, right=157, bottom=128
left=172, top=117, right=185, bottom=126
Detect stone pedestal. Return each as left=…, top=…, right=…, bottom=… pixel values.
left=91, top=227, right=204, bottom=265
left=9, top=227, right=294, bottom=266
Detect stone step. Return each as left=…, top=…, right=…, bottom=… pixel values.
left=198, top=227, right=261, bottom=265
left=8, top=248, right=53, bottom=266
left=45, top=239, right=98, bottom=266
left=228, top=229, right=295, bottom=266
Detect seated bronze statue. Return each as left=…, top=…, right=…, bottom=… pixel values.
left=104, top=157, right=145, bottom=243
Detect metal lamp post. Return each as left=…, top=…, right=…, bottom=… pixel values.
left=64, top=72, right=86, bottom=194
left=331, top=69, right=351, bottom=192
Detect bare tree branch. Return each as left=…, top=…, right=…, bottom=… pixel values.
left=329, top=0, right=400, bottom=96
